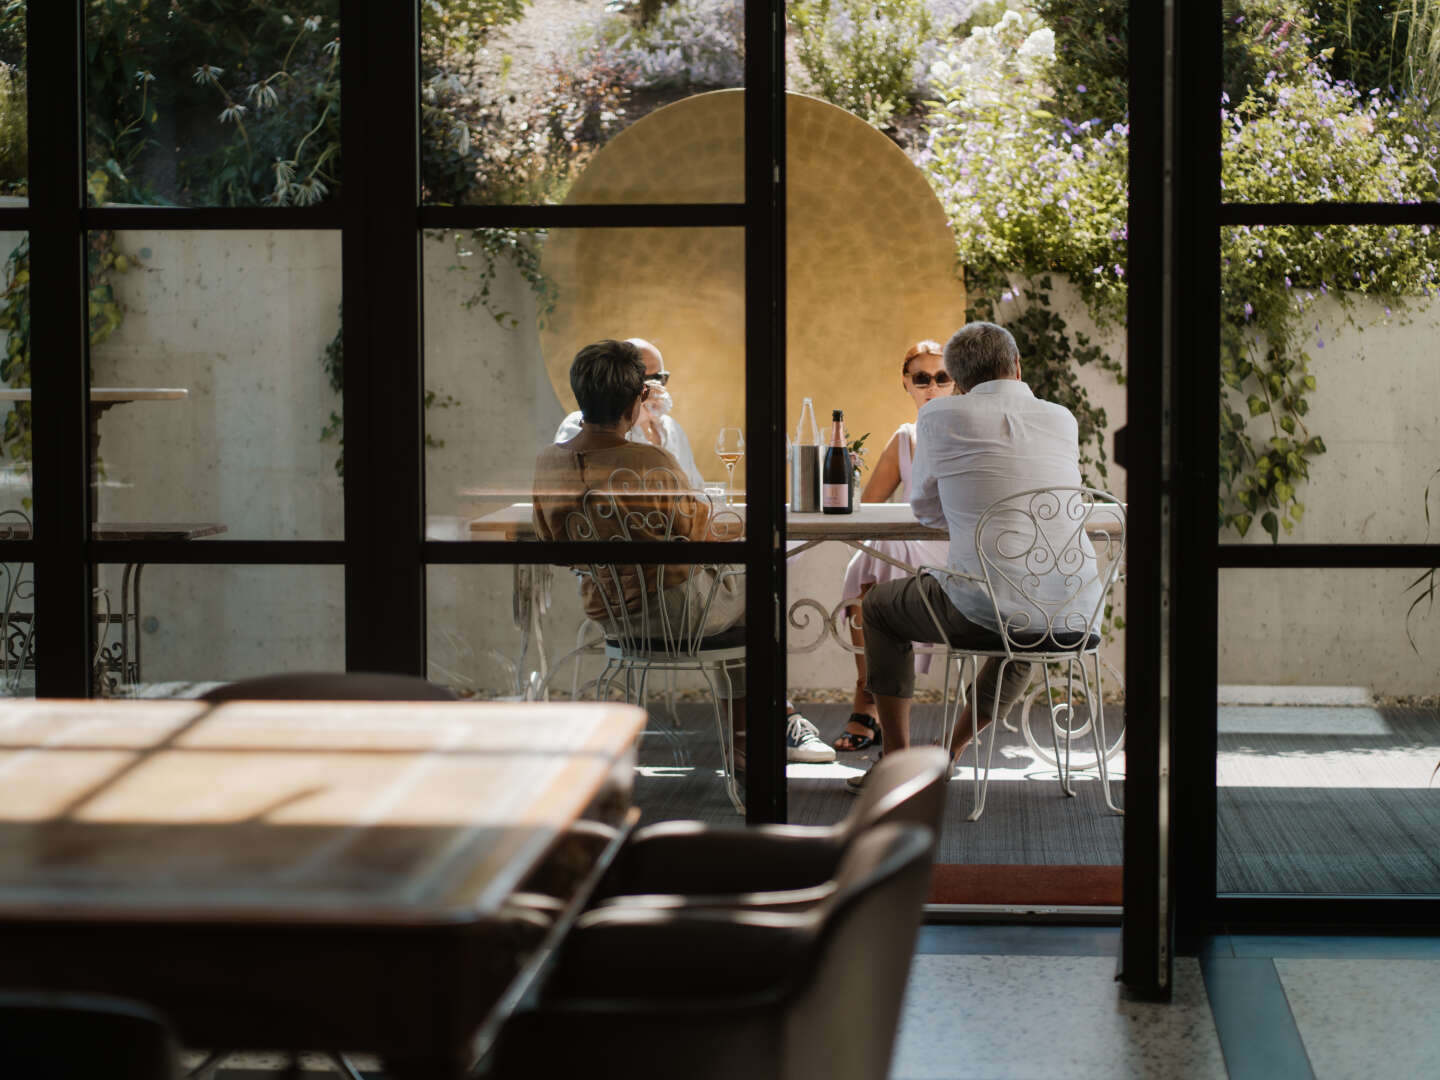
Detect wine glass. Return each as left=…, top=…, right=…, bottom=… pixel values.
left=714, top=427, right=745, bottom=505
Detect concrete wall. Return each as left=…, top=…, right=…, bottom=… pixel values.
left=3, top=226, right=1436, bottom=696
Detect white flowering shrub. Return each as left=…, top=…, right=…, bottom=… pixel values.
left=923, top=0, right=1440, bottom=541
left=790, top=0, right=935, bottom=127
left=598, top=0, right=744, bottom=91
left=921, top=3, right=1127, bottom=323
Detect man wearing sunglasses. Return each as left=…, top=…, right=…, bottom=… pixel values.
left=554, top=337, right=704, bottom=488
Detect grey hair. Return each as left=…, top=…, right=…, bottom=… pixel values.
left=943, top=321, right=1020, bottom=391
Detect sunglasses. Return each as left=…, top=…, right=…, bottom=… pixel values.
left=647, top=371, right=671, bottom=386
left=907, top=370, right=953, bottom=388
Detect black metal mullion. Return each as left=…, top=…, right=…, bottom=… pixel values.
left=1218, top=544, right=1440, bottom=568
left=1219, top=202, right=1440, bottom=226
left=86, top=542, right=346, bottom=565
left=741, top=0, right=784, bottom=825
left=419, top=205, right=746, bottom=229
left=1215, top=895, right=1440, bottom=931
left=1120, top=0, right=1169, bottom=1000
left=1172, top=0, right=1223, bottom=953
left=340, top=1, right=424, bottom=676
left=28, top=0, right=92, bottom=697
left=83, top=208, right=343, bottom=230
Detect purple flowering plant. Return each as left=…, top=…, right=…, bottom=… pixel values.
left=921, top=1, right=1440, bottom=543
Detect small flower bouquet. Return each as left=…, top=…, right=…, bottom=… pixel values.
left=847, top=430, right=870, bottom=493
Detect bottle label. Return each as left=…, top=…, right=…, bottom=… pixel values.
left=822, top=483, right=849, bottom=508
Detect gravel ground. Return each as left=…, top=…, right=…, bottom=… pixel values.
left=475, top=0, right=612, bottom=107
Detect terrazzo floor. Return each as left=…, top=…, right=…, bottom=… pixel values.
left=190, top=931, right=1440, bottom=1078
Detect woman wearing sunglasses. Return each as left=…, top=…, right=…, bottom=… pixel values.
left=833, top=340, right=958, bottom=753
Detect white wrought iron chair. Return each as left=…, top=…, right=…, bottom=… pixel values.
left=919, top=487, right=1126, bottom=821
left=560, top=466, right=747, bottom=813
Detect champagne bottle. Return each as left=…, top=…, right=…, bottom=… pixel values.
left=822, top=409, right=853, bottom=515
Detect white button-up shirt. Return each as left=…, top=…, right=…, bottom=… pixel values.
left=910, top=379, right=1101, bottom=637
left=554, top=411, right=704, bottom=489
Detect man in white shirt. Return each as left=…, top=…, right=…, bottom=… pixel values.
left=553, top=337, right=705, bottom=488
left=850, top=321, right=1096, bottom=790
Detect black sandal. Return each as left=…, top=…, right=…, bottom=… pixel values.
left=833, top=713, right=882, bottom=752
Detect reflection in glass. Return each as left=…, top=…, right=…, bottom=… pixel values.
left=1218, top=569, right=1440, bottom=896
left=0, top=518, right=33, bottom=698
left=423, top=227, right=744, bottom=527
left=0, top=231, right=30, bottom=513
left=0, top=2, right=24, bottom=202
left=1219, top=225, right=1440, bottom=544
left=420, top=0, right=743, bottom=204
left=87, top=231, right=343, bottom=540
left=1221, top=9, right=1440, bottom=203
left=94, top=564, right=342, bottom=694
left=429, top=562, right=747, bottom=820
left=85, top=2, right=340, bottom=207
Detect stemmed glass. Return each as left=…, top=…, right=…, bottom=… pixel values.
left=714, top=427, right=745, bottom=506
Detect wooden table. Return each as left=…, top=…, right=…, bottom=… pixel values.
left=0, top=698, right=645, bottom=1078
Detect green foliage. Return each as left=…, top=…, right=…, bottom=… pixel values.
left=922, top=3, right=1126, bottom=487
left=83, top=0, right=341, bottom=206
left=1036, top=0, right=1126, bottom=128
left=789, top=0, right=934, bottom=128
left=929, top=1, right=1440, bottom=551
left=441, top=229, right=556, bottom=329
left=422, top=0, right=632, bottom=206
left=0, top=58, right=23, bottom=194
left=1388, top=0, right=1440, bottom=105
left=318, top=230, right=554, bottom=478
left=924, top=5, right=1129, bottom=326
left=0, top=238, right=29, bottom=480
left=1405, top=466, right=1440, bottom=652
left=0, top=229, right=138, bottom=489
left=1217, top=10, right=1440, bottom=540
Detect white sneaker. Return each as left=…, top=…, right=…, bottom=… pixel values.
left=786, top=711, right=836, bottom=763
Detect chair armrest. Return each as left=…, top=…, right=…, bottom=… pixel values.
left=596, top=822, right=847, bottom=898
left=547, top=907, right=812, bottom=998
left=589, top=879, right=836, bottom=915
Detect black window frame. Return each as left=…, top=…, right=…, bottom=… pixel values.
left=11, top=1, right=789, bottom=822
left=1166, top=2, right=1440, bottom=943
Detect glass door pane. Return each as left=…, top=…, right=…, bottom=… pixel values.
left=782, top=1, right=1128, bottom=904
left=1218, top=568, right=1440, bottom=896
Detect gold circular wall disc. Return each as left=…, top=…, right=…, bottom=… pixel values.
left=540, top=90, right=965, bottom=490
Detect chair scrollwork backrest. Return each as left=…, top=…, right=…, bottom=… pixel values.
left=563, top=466, right=740, bottom=657
left=0, top=508, right=35, bottom=689
left=974, top=487, right=1125, bottom=654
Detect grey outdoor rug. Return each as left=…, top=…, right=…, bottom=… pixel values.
left=633, top=700, right=1440, bottom=894
left=632, top=701, right=1126, bottom=869
left=1217, top=706, right=1440, bottom=894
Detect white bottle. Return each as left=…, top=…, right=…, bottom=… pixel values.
left=794, top=397, right=819, bottom=447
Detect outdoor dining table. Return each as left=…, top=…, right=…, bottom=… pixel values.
left=465, top=500, right=1123, bottom=686
left=0, top=387, right=189, bottom=523
left=0, top=697, right=646, bottom=1078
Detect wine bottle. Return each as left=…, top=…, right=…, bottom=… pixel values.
left=822, top=409, right=853, bottom=515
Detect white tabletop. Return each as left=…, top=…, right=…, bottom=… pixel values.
left=468, top=500, right=952, bottom=541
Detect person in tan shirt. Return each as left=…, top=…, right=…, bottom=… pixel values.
left=534, top=338, right=836, bottom=768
